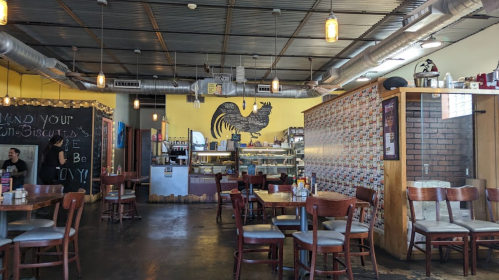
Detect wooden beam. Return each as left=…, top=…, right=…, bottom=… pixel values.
left=143, top=3, right=175, bottom=74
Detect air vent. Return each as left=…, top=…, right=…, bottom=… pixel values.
left=114, top=79, right=141, bottom=89
left=402, top=0, right=443, bottom=32
left=44, top=58, right=70, bottom=75
left=320, top=68, right=339, bottom=84
left=186, top=95, right=205, bottom=103
left=257, top=84, right=282, bottom=93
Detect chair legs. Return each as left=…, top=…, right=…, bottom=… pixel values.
left=0, top=243, right=9, bottom=280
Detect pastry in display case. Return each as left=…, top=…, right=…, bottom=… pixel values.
left=237, top=147, right=296, bottom=177
left=190, top=151, right=238, bottom=175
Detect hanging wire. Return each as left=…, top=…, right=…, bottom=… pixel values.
left=274, top=12, right=277, bottom=78
left=100, top=5, right=103, bottom=72
left=135, top=51, right=139, bottom=101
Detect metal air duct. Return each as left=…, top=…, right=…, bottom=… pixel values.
left=0, top=31, right=76, bottom=88
left=322, top=0, right=482, bottom=86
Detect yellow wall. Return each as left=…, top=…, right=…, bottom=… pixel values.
left=0, top=67, right=115, bottom=108
left=165, top=95, right=322, bottom=144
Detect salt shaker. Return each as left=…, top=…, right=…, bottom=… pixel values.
left=443, top=73, right=454, bottom=89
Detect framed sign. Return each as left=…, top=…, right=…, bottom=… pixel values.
left=382, top=97, right=399, bottom=160
left=231, top=133, right=241, bottom=142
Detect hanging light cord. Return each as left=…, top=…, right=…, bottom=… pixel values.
left=100, top=5, right=103, bottom=72
left=274, top=14, right=277, bottom=78
left=154, top=80, right=157, bottom=114
left=6, top=61, right=9, bottom=95
left=136, top=52, right=139, bottom=100
left=330, top=0, right=333, bottom=13
left=254, top=57, right=257, bottom=102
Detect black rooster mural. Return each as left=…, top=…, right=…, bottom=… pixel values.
left=211, top=102, right=272, bottom=139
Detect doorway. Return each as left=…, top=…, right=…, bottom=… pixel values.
left=101, top=118, right=113, bottom=171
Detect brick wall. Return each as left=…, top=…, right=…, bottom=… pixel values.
left=405, top=101, right=474, bottom=187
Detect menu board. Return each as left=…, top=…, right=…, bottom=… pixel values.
left=0, top=106, right=93, bottom=193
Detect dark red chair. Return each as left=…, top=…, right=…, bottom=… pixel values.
left=230, top=190, right=284, bottom=280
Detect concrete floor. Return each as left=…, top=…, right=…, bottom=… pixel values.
left=11, top=189, right=499, bottom=280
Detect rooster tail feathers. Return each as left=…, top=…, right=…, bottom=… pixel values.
left=210, top=103, right=230, bottom=139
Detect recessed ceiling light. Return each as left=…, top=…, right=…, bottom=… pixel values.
left=187, top=3, right=197, bottom=10
left=420, top=35, right=442, bottom=49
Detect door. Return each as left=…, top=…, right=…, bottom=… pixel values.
left=125, top=126, right=134, bottom=172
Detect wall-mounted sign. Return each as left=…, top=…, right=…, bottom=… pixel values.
left=382, top=97, right=399, bottom=160
left=207, top=83, right=223, bottom=95
left=231, top=133, right=241, bottom=142
left=211, top=102, right=272, bottom=139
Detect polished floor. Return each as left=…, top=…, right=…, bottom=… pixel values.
left=9, top=188, right=499, bottom=280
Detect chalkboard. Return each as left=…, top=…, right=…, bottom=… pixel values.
left=210, top=102, right=272, bottom=139
left=0, top=106, right=93, bottom=193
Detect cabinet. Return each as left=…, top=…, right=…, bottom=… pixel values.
left=283, top=127, right=304, bottom=176
left=190, top=151, right=237, bottom=175
left=237, top=147, right=295, bottom=176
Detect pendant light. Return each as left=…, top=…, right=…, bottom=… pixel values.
left=252, top=55, right=258, bottom=113
left=96, top=2, right=106, bottom=88
left=0, top=0, right=8, bottom=26
left=172, top=52, right=179, bottom=88
left=271, top=9, right=280, bottom=93
left=193, top=66, right=200, bottom=109
left=325, top=0, right=339, bottom=43
left=133, top=49, right=141, bottom=109
left=3, top=61, right=10, bottom=106
left=152, top=76, right=158, bottom=121
left=420, top=35, right=442, bottom=49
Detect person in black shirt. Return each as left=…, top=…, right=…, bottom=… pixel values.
left=1, top=148, right=28, bottom=189
left=40, top=135, right=67, bottom=185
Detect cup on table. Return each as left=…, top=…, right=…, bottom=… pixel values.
left=3, top=191, right=13, bottom=200
left=15, top=189, right=23, bottom=199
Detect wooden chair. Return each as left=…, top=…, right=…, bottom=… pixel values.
left=0, top=238, right=10, bottom=280
left=123, top=171, right=138, bottom=193
left=446, top=187, right=499, bottom=275
left=12, top=189, right=86, bottom=280
left=406, top=187, right=469, bottom=277
left=230, top=190, right=284, bottom=280
left=323, top=186, right=379, bottom=279
left=280, top=173, right=288, bottom=184
left=215, top=173, right=232, bottom=223
left=8, top=184, right=64, bottom=235
left=242, top=174, right=266, bottom=225
left=99, top=175, right=139, bottom=228
left=484, top=189, right=499, bottom=265
left=268, top=184, right=311, bottom=237
left=293, top=196, right=356, bottom=280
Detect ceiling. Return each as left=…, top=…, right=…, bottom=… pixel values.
left=0, top=0, right=499, bottom=105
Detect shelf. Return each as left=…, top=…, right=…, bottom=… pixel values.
left=240, top=165, right=295, bottom=168
left=239, top=156, right=294, bottom=160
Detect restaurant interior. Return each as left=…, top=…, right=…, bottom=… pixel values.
left=1, top=0, right=499, bottom=279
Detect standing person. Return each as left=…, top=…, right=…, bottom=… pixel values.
left=40, top=135, right=66, bottom=185
left=1, top=148, right=28, bottom=189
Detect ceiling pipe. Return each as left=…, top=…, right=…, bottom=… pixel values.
left=323, top=0, right=482, bottom=86
left=0, top=31, right=76, bottom=88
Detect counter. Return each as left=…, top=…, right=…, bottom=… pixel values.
left=150, top=165, right=189, bottom=197
left=189, top=173, right=237, bottom=196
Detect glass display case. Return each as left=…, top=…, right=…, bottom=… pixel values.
left=190, top=151, right=237, bottom=175
left=237, top=147, right=295, bottom=176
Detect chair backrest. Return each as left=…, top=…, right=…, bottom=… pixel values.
left=407, top=187, right=447, bottom=222
left=243, top=174, right=265, bottom=185
left=230, top=191, right=245, bottom=236
left=257, top=171, right=263, bottom=175
left=280, top=173, right=288, bottom=184
left=486, top=188, right=499, bottom=223
left=268, top=184, right=292, bottom=194
left=101, top=174, right=125, bottom=186
left=241, top=171, right=247, bottom=176
left=22, top=184, right=64, bottom=196
left=215, top=173, right=223, bottom=194
left=446, top=187, right=479, bottom=221
left=62, top=191, right=85, bottom=239
left=306, top=196, right=356, bottom=245
left=355, top=186, right=378, bottom=227
left=123, top=171, right=138, bottom=180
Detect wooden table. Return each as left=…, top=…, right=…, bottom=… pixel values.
left=0, top=194, right=64, bottom=238
left=227, top=176, right=281, bottom=182
left=254, top=190, right=368, bottom=266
